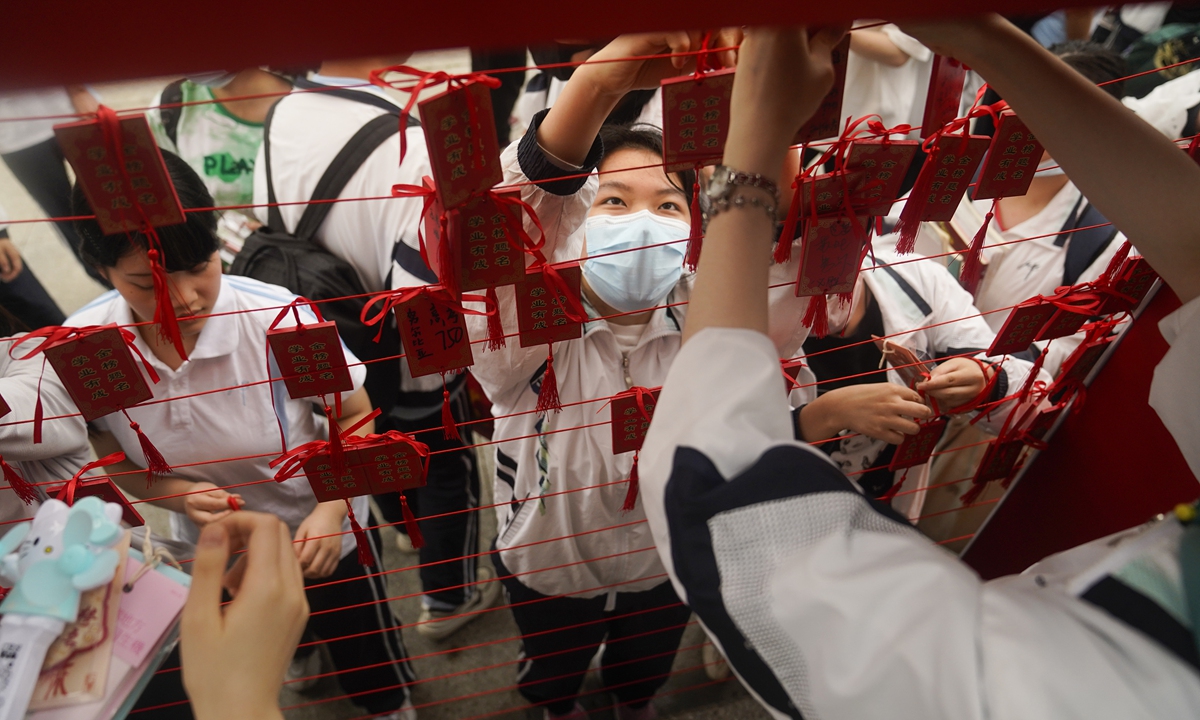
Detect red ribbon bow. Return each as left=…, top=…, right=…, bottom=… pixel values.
left=56, top=452, right=126, bottom=506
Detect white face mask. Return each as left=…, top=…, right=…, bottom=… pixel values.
left=582, top=210, right=689, bottom=315
left=1036, top=157, right=1067, bottom=178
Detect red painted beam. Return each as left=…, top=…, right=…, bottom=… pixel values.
left=5, top=1, right=1102, bottom=90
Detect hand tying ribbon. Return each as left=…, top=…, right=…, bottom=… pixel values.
left=55, top=452, right=126, bottom=507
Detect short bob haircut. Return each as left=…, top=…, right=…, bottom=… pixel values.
left=72, top=150, right=220, bottom=273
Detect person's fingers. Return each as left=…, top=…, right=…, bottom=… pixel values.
left=278, top=521, right=303, bottom=586
left=663, top=31, right=694, bottom=69
left=893, top=399, right=934, bottom=420
left=216, top=512, right=284, bottom=597
left=883, top=414, right=922, bottom=437
left=182, top=523, right=230, bottom=636
left=190, top=508, right=232, bottom=527
left=190, top=490, right=232, bottom=511
left=296, top=530, right=320, bottom=569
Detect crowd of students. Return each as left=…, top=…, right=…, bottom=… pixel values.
left=1, top=7, right=1199, bottom=720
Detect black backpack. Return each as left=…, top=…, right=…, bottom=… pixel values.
left=229, top=97, right=405, bottom=415
left=1059, top=197, right=1121, bottom=287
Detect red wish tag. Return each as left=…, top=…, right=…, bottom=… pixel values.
left=516, top=263, right=584, bottom=348
left=1024, top=403, right=1066, bottom=443
left=42, top=327, right=154, bottom=422
left=394, top=287, right=475, bottom=378
left=920, top=55, right=968, bottom=139
left=54, top=114, right=185, bottom=235
left=888, top=417, right=948, bottom=472
left=352, top=433, right=430, bottom=495
left=974, top=111, right=1044, bottom=200
left=1035, top=306, right=1091, bottom=343
left=661, top=68, right=736, bottom=173
left=266, top=321, right=355, bottom=400
left=69, top=477, right=145, bottom=527
left=610, top=388, right=660, bottom=455
left=911, top=134, right=991, bottom=223
left=420, top=81, right=503, bottom=209
left=0, top=393, right=9, bottom=420
left=1052, top=334, right=1115, bottom=395
left=844, top=139, right=920, bottom=216
left=301, top=455, right=371, bottom=503
left=1100, top=256, right=1158, bottom=315
left=987, top=301, right=1055, bottom=356
left=447, top=188, right=528, bottom=292
left=973, top=438, right=1025, bottom=485
left=795, top=215, right=869, bottom=296
left=794, top=35, right=851, bottom=144
left=798, top=172, right=851, bottom=218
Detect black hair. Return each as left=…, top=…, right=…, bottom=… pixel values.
left=72, top=150, right=220, bottom=273
left=1051, top=40, right=1129, bottom=99
left=597, top=123, right=701, bottom=210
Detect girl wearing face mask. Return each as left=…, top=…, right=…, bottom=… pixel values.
left=464, top=32, right=810, bottom=720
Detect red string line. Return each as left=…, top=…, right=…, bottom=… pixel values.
left=937, top=532, right=976, bottom=545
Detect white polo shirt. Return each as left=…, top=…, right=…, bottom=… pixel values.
left=970, top=181, right=1126, bottom=333
left=67, top=275, right=369, bottom=559
left=0, top=343, right=91, bottom=524
left=252, top=75, right=433, bottom=294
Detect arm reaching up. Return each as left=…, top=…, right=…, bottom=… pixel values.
left=899, top=14, right=1200, bottom=303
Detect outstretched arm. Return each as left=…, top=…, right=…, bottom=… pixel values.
left=683, top=27, right=845, bottom=343
left=900, top=15, right=1200, bottom=303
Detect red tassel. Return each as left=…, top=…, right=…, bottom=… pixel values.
left=485, top=286, right=506, bottom=351
left=685, top=175, right=703, bottom=271
left=774, top=182, right=804, bottom=265
left=894, top=156, right=935, bottom=255
left=345, top=498, right=375, bottom=566
left=802, top=294, right=830, bottom=338
left=1099, top=240, right=1132, bottom=287
left=960, top=479, right=986, bottom=506
left=441, top=384, right=460, bottom=440
left=621, top=451, right=640, bottom=512
left=960, top=204, right=995, bottom=294
left=878, top=469, right=908, bottom=504
left=129, top=419, right=171, bottom=487
left=1, top=457, right=37, bottom=505
left=399, top=493, right=425, bottom=549
left=536, top=350, right=562, bottom=414
left=147, top=249, right=188, bottom=361
left=325, top=404, right=345, bottom=475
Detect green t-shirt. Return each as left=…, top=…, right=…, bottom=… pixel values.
left=148, top=81, right=263, bottom=215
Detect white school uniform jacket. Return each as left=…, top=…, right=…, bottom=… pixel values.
left=68, top=275, right=369, bottom=559
left=464, top=111, right=811, bottom=600
left=639, top=310, right=1200, bottom=719
left=0, top=343, right=90, bottom=524
left=804, top=248, right=1045, bottom=520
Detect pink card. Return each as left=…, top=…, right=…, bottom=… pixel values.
left=516, top=264, right=585, bottom=348
left=889, top=417, right=948, bottom=472
left=610, top=389, right=660, bottom=455
left=795, top=215, right=869, bottom=296
left=112, top=557, right=188, bottom=668
left=908, top=134, right=991, bottom=223
left=419, top=82, right=503, bottom=209
left=42, top=326, right=154, bottom=422
left=987, top=301, right=1055, bottom=356
left=0, top=393, right=9, bottom=419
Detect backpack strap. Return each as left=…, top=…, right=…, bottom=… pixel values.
left=261, top=102, right=400, bottom=242
left=1059, top=199, right=1120, bottom=287
left=158, top=79, right=186, bottom=148
left=293, top=114, right=399, bottom=243
left=294, top=77, right=421, bottom=125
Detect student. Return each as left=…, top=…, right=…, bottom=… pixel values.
left=950, top=42, right=1131, bottom=374
left=0, top=333, right=90, bottom=523
left=148, top=69, right=293, bottom=263
left=255, top=59, right=498, bottom=640
left=796, top=248, right=1043, bottom=519
left=464, top=31, right=808, bottom=720
left=640, top=19, right=1200, bottom=719
left=68, top=152, right=418, bottom=720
